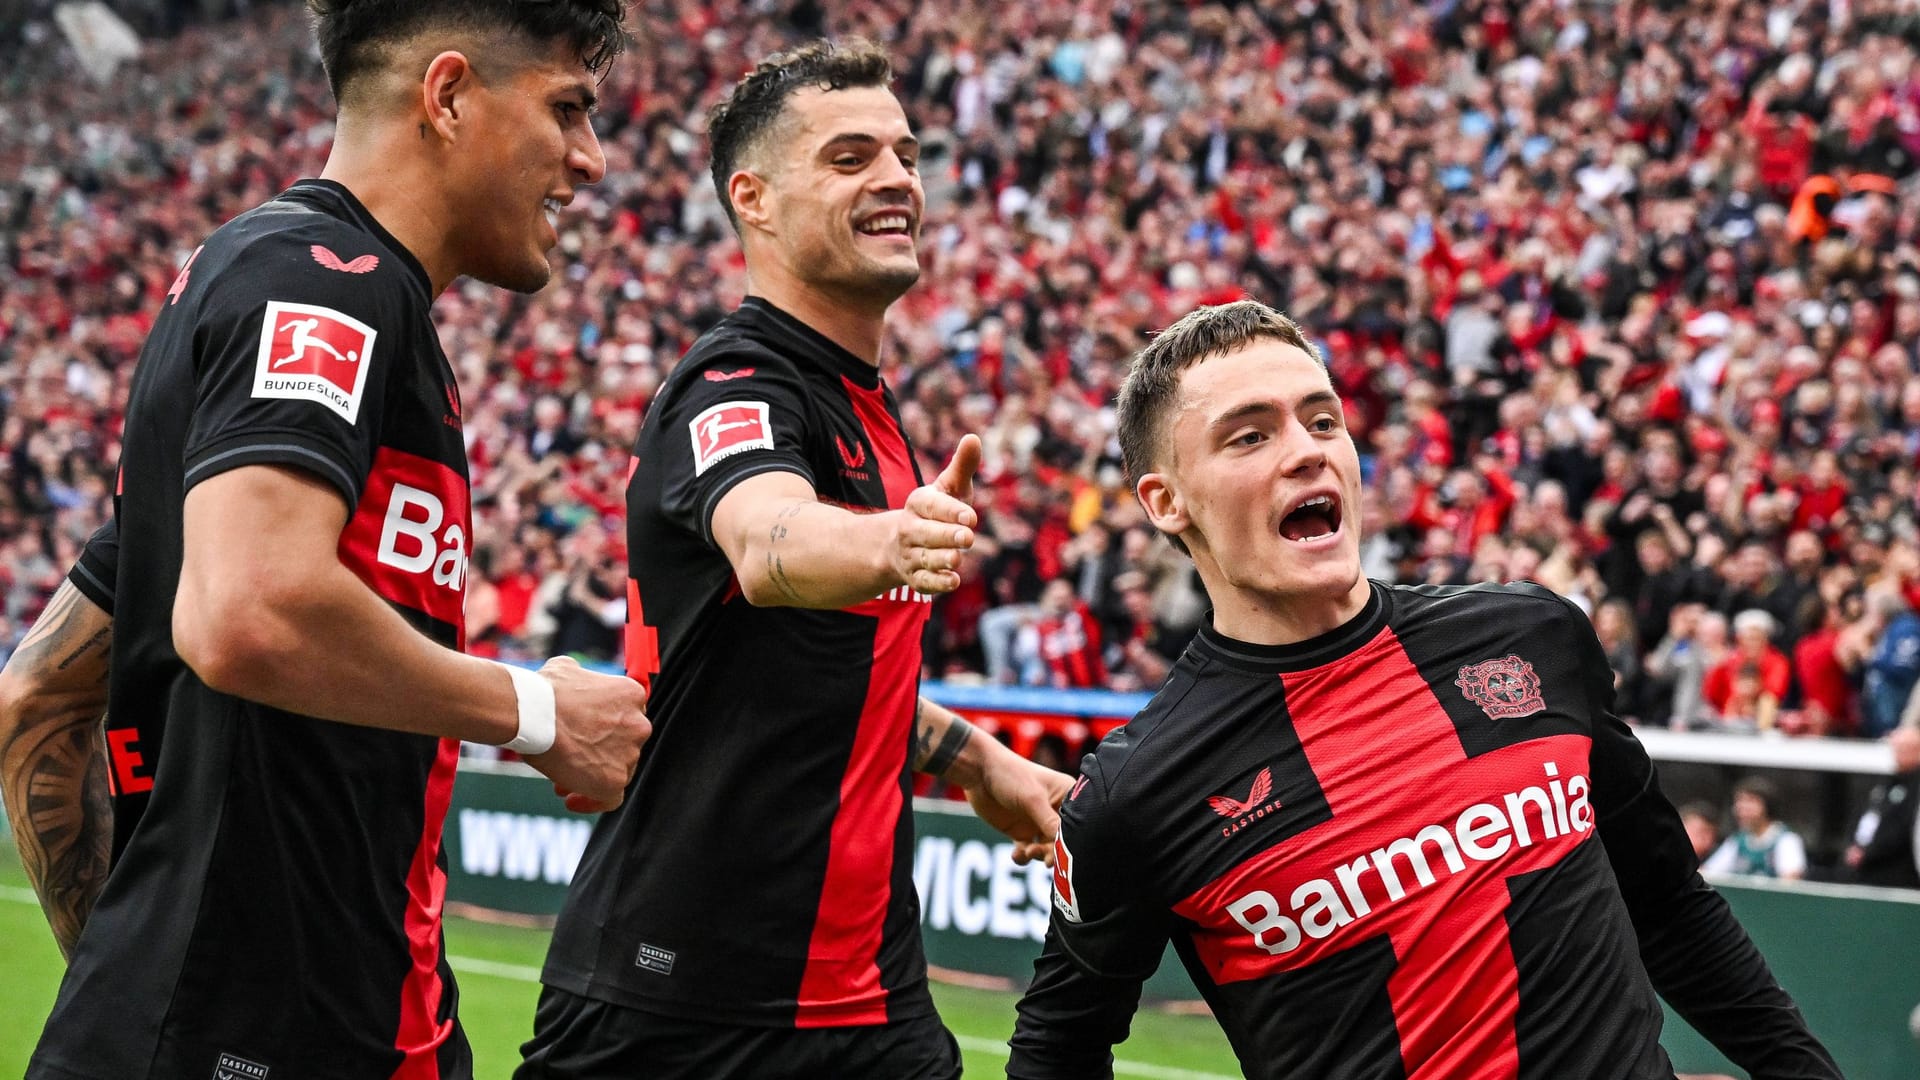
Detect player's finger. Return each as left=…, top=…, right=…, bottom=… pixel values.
left=912, top=568, right=961, bottom=595
left=934, top=434, right=982, bottom=502
left=564, top=791, right=622, bottom=814
left=542, top=654, right=582, bottom=672
left=907, top=486, right=977, bottom=530
left=902, top=514, right=974, bottom=551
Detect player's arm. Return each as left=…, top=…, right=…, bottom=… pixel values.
left=1571, top=603, right=1841, bottom=1077
left=914, top=696, right=1074, bottom=866
left=1008, top=761, right=1164, bottom=1079
left=0, top=579, right=113, bottom=961
left=710, top=435, right=982, bottom=610
left=176, top=465, right=647, bottom=810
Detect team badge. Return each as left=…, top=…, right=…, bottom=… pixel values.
left=1455, top=655, right=1547, bottom=720
left=689, top=400, right=773, bottom=475
left=250, top=300, right=376, bottom=424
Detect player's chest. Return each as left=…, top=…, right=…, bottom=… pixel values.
left=804, top=387, right=919, bottom=512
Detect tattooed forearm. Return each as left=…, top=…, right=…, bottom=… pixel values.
left=912, top=700, right=976, bottom=778
left=0, top=580, right=115, bottom=962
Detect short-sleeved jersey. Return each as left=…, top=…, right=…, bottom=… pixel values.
left=1012, top=582, right=1837, bottom=1080
left=542, top=298, right=936, bottom=1028
left=31, top=181, right=473, bottom=1080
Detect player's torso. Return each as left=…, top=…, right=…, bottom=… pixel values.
left=47, top=188, right=473, bottom=1080
left=552, top=306, right=934, bottom=1025
left=1106, top=585, right=1669, bottom=1080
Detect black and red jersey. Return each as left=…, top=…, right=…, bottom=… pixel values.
left=31, top=181, right=473, bottom=1080
left=1010, top=582, right=1839, bottom=1080
left=541, top=298, right=935, bottom=1029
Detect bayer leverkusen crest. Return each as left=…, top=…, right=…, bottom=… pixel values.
left=1455, top=654, right=1546, bottom=720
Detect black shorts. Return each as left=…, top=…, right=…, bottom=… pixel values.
left=514, top=986, right=963, bottom=1080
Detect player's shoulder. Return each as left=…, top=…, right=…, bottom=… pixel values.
left=1384, top=579, right=1585, bottom=632
left=194, top=185, right=426, bottom=318
left=1068, top=662, right=1207, bottom=817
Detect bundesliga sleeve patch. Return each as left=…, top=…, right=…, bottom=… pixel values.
left=251, top=300, right=377, bottom=425
left=689, top=399, right=774, bottom=476
left=1051, top=832, right=1083, bottom=923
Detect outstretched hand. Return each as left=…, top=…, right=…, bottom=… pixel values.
left=965, top=746, right=1077, bottom=866
left=889, top=434, right=982, bottom=596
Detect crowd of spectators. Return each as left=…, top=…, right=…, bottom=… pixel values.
left=8, top=0, right=1920, bottom=741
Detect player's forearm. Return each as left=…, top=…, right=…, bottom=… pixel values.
left=0, top=582, right=114, bottom=961
left=174, top=561, right=519, bottom=745
left=730, top=497, right=899, bottom=609
left=912, top=697, right=981, bottom=779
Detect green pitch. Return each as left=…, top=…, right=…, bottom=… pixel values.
left=0, top=845, right=1239, bottom=1078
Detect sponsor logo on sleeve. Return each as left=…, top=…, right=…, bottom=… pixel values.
left=1455, top=655, right=1546, bottom=720
left=251, top=300, right=376, bottom=424
left=688, top=400, right=773, bottom=476
left=1051, top=832, right=1082, bottom=923
left=703, top=367, right=755, bottom=382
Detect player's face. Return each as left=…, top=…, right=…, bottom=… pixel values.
left=763, top=85, right=923, bottom=305
left=1141, top=341, right=1365, bottom=617
left=455, top=44, right=607, bottom=292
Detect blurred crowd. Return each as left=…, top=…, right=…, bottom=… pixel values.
left=8, top=0, right=1920, bottom=740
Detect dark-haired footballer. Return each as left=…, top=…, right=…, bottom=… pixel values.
left=23, top=4, right=651, bottom=1078
left=1007, top=301, right=1839, bottom=1080
left=523, top=39, right=1073, bottom=1080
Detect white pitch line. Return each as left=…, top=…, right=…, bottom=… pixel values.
left=951, top=1034, right=1237, bottom=1080
left=0, top=889, right=1235, bottom=1080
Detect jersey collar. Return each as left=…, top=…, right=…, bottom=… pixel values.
left=737, top=297, right=884, bottom=390
left=1191, top=581, right=1389, bottom=675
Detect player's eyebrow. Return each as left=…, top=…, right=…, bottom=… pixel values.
left=819, top=132, right=920, bottom=157
left=1208, top=391, right=1341, bottom=433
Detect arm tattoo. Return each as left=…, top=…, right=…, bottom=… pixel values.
left=765, top=551, right=804, bottom=604
left=0, top=582, right=114, bottom=961
left=914, top=704, right=976, bottom=778
left=763, top=505, right=806, bottom=604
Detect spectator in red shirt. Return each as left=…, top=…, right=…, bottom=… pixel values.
left=1017, top=578, right=1106, bottom=689
left=1703, top=610, right=1794, bottom=732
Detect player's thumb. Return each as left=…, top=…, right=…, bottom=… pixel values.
left=936, top=433, right=982, bottom=501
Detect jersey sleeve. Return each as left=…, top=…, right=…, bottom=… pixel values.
left=650, top=348, right=817, bottom=545
left=179, top=231, right=410, bottom=512
left=1007, top=755, right=1166, bottom=1078
left=1565, top=598, right=1842, bottom=1078
left=67, top=520, right=119, bottom=615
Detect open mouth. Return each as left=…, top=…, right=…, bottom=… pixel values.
left=857, top=212, right=913, bottom=238
left=1279, top=494, right=1341, bottom=543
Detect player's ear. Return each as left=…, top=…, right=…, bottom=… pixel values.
left=729, top=170, right=774, bottom=235
left=1136, top=471, right=1189, bottom=541
left=420, top=51, right=476, bottom=142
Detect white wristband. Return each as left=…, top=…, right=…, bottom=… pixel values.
left=499, top=663, right=557, bottom=756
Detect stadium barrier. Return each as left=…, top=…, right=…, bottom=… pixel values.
left=450, top=679, right=1917, bottom=1077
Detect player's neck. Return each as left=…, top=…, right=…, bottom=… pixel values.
left=746, top=270, right=889, bottom=366
left=319, top=143, right=457, bottom=295
left=1204, top=574, right=1372, bottom=647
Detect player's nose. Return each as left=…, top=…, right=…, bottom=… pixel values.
left=570, top=125, right=607, bottom=187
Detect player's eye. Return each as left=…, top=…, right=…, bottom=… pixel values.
left=1230, top=429, right=1265, bottom=448
left=834, top=154, right=864, bottom=168
left=1309, top=414, right=1339, bottom=433
left=556, top=102, right=583, bottom=123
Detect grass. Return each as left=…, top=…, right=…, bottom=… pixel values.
left=0, top=845, right=1239, bottom=1078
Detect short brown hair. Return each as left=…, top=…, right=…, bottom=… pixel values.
left=706, top=38, right=894, bottom=235
left=1116, top=299, right=1321, bottom=485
